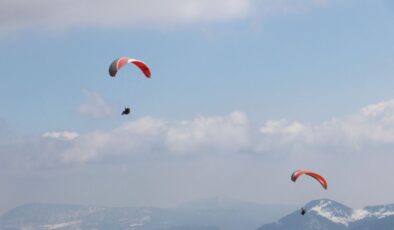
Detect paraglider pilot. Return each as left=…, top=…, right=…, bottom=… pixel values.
left=122, top=107, right=131, bottom=115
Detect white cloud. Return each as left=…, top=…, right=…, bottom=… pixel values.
left=42, top=131, right=79, bottom=141
left=165, top=111, right=249, bottom=153
left=360, top=99, right=394, bottom=118
left=6, top=98, right=394, bottom=168
left=61, top=117, right=166, bottom=163
left=61, top=111, right=250, bottom=163
left=61, top=97, right=394, bottom=164
left=77, top=90, right=113, bottom=119
left=0, top=0, right=330, bottom=37
left=257, top=99, right=394, bottom=154
left=260, top=120, right=307, bottom=136
left=0, top=0, right=251, bottom=36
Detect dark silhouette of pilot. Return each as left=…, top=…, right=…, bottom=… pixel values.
left=122, top=107, right=131, bottom=115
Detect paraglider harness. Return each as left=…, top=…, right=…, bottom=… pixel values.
left=122, top=107, right=131, bottom=115
left=301, top=208, right=306, bottom=215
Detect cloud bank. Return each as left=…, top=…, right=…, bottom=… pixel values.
left=259, top=99, right=394, bottom=154
left=3, top=98, right=394, bottom=211
left=1, top=0, right=328, bottom=36
left=2, top=99, right=394, bottom=169
left=1, top=0, right=251, bottom=36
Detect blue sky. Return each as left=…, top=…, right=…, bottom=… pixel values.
left=1, top=0, right=394, bottom=214
left=2, top=0, right=393, bottom=133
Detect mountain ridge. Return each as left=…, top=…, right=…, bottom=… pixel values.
left=0, top=198, right=295, bottom=230
left=257, top=199, right=394, bottom=230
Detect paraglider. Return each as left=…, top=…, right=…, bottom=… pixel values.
left=121, top=107, right=131, bottom=115
left=108, top=57, right=151, bottom=116
left=109, top=57, right=151, bottom=78
left=291, top=170, right=327, bottom=216
left=291, top=169, right=327, bottom=190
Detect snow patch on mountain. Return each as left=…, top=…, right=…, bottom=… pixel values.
left=349, top=209, right=369, bottom=222
left=128, top=215, right=151, bottom=228
left=42, top=220, right=81, bottom=229
left=310, top=200, right=351, bottom=225
left=365, top=206, right=394, bottom=219
left=310, top=199, right=394, bottom=226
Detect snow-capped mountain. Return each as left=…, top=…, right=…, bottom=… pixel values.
left=257, top=199, right=394, bottom=230
left=0, top=198, right=295, bottom=230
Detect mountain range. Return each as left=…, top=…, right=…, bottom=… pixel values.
left=258, top=199, right=394, bottom=230
left=3, top=198, right=394, bottom=229
left=0, top=198, right=294, bottom=230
